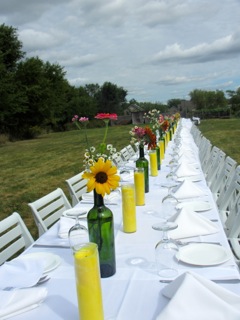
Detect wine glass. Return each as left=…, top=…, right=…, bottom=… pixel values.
left=68, top=214, right=89, bottom=251
left=152, top=222, right=179, bottom=278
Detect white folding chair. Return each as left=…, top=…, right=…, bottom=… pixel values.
left=112, top=152, right=125, bottom=167
left=206, top=149, right=226, bottom=187
left=65, top=172, right=88, bottom=206
left=0, top=212, right=34, bottom=265
left=126, top=145, right=136, bottom=158
left=217, top=166, right=240, bottom=229
left=198, top=138, right=212, bottom=172
left=120, top=147, right=131, bottom=162
left=210, top=156, right=237, bottom=201
left=202, top=145, right=220, bottom=178
left=28, top=188, right=72, bottom=236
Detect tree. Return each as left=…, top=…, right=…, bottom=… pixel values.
left=0, top=24, right=26, bottom=135
left=226, top=88, right=240, bottom=116
left=167, top=99, right=181, bottom=109
left=0, top=24, right=25, bottom=71
left=96, top=82, right=127, bottom=114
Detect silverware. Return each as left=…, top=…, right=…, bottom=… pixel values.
left=3, top=275, right=50, bottom=291
left=33, top=244, right=70, bottom=249
left=175, top=240, right=222, bottom=246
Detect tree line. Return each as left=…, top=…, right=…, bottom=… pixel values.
left=1, top=24, right=240, bottom=140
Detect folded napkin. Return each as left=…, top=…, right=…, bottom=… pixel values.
left=58, top=216, right=75, bottom=239
left=175, top=162, right=201, bottom=178
left=0, top=287, right=47, bottom=319
left=0, top=257, right=45, bottom=290
left=178, top=153, right=199, bottom=166
left=81, top=190, right=120, bottom=204
left=168, top=207, right=218, bottom=239
left=156, top=271, right=240, bottom=320
left=173, top=179, right=207, bottom=199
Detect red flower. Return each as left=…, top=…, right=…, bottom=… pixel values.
left=144, top=126, right=156, bottom=149
left=95, top=113, right=118, bottom=120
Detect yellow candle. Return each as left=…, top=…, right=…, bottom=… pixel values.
left=74, top=243, right=104, bottom=320
left=121, top=183, right=136, bottom=232
left=134, top=168, right=145, bottom=206
left=149, top=150, right=158, bottom=176
left=159, top=139, right=165, bottom=162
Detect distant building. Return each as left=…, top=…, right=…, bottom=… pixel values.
left=128, top=104, right=145, bottom=124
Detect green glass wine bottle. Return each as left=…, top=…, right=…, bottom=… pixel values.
left=87, top=190, right=116, bottom=278
left=136, top=144, right=149, bottom=193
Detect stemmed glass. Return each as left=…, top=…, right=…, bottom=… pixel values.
left=68, top=214, right=89, bottom=251
left=152, top=222, right=179, bottom=278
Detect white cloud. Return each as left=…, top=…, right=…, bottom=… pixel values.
left=151, top=30, right=240, bottom=64
left=0, top=0, right=240, bottom=102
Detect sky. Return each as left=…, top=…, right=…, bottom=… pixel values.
left=1, top=0, right=240, bottom=103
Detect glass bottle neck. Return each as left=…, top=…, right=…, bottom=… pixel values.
left=93, top=189, right=104, bottom=207
left=139, top=145, right=145, bottom=158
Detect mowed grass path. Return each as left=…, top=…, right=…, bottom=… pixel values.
left=0, top=119, right=239, bottom=239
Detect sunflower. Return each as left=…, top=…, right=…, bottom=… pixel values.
left=82, top=158, right=120, bottom=197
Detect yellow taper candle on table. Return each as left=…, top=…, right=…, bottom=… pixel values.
left=121, top=183, right=136, bottom=232
left=134, top=168, right=145, bottom=206
left=158, top=139, right=165, bottom=163
left=74, top=242, right=104, bottom=320
left=149, top=150, right=158, bottom=176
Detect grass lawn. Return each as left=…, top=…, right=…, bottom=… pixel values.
left=198, top=118, right=240, bottom=164
left=0, top=118, right=239, bottom=239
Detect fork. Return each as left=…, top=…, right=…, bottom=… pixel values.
left=3, top=274, right=50, bottom=291
left=175, top=240, right=222, bottom=246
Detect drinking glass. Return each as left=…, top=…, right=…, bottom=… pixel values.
left=152, top=222, right=179, bottom=278
left=68, top=214, right=89, bottom=251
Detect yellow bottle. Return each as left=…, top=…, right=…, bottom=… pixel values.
left=121, top=183, right=136, bottom=232
left=149, top=150, right=158, bottom=176
left=74, top=243, right=104, bottom=320
left=134, top=168, right=145, bottom=206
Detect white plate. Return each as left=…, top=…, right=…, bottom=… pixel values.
left=176, top=201, right=212, bottom=212
left=176, top=243, right=232, bottom=266
left=62, top=208, right=88, bottom=218
left=21, top=252, right=61, bottom=273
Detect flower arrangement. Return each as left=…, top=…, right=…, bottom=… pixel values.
left=72, top=113, right=120, bottom=197
left=144, top=110, right=179, bottom=137
left=72, top=113, right=118, bottom=168
left=129, top=125, right=156, bottom=149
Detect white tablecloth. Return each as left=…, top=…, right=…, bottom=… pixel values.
left=9, top=119, right=240, bottom=320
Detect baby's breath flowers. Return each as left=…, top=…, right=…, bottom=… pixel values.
left=72, top=113, right=118, bottom=169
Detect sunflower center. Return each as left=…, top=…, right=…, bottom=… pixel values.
left=95, top=171, right=108, bottom=184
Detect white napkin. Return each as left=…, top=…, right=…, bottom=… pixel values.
left=168, top=207, right=218, bottom=239
left=81, top=191, right=120, bottom=204
left=58, top=216, right=75, bottom=239
left=0, top=287, right=47, bottom=319
left=175, top=162, right=201, bottom=178
left=156, top=272, right=240, bottom=320
left=0, top=257, right=45, bottom=289
left=173, top=179, right=207, bottom=199
left=178, top=153, right=199, bottom=166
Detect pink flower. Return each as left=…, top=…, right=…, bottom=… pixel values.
left=79, top=117, right=89, bottom=122
left=131, top=126, right=146, bottom=139
left=159, top=114, right=164, bottom=123
left=95, top=113, right=118, bottom=120
left=72, top=115, right=79, bottom=122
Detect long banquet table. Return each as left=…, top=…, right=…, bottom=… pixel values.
left=13, top=118, right=240, bottom=319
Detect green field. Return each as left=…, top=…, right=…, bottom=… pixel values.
left=0, top=119, right=239, bottom=239
left=198, top=118, right=240, bottom=164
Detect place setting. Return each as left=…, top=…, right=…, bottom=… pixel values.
left=0, top=253, right=56, bottom=319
